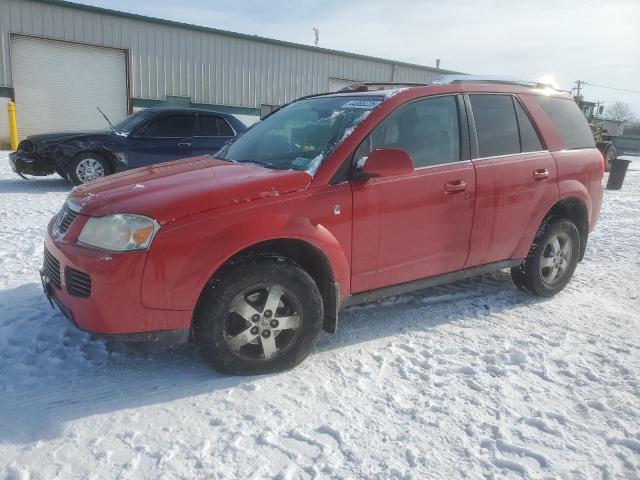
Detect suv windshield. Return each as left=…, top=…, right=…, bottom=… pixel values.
left=217, top=95, right=383, bottom=172
left=113, top=110, right=155, bottom=134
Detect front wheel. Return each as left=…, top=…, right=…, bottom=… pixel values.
left=69, top=153, right=110, bottom=185
left=511, top=218, right=580, bottom=297
left=194, top=258, right=324, bottom=375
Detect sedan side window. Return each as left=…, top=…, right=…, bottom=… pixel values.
left=138, top=114, right=195, bottom=138
left=217, top=118, right=234, bottom=136
left=196, top=115, right=236, bottom=137
left=354, top=96, right=461, bottom=168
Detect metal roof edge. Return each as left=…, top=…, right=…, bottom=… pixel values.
left=30, top=0, right=463, bottom=75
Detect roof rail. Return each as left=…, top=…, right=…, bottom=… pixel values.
left=432, top=75, right=561, bottom=90
left=337, top=81, right=430, bottom=93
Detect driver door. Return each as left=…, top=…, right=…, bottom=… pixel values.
left=126, top=113, right=196, bottom=168
left=350, top=95, right=476, bottom=292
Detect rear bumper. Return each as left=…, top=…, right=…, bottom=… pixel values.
left=9, top=151, right=55, bottom=176
left=43, top=219, right=192, bottom=340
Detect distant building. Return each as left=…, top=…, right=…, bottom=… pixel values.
left=601, top=119, right=626, bottom=137
left=0, top=0, right=459, bottom=147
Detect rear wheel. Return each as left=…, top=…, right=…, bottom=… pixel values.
left=69, top=153, right=110, bottom=185
left=194, top=258, right=323, bottom=375
left=511, top=218, right=580, bottom=297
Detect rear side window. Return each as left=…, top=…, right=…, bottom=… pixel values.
left=514, top=100, right=543, bottom=152
left=532, top=96, right=595, bottom=149
left=196, top=115, right=234, bottom=136
left=217, top=118, right=234, bottom=136
left=470, top=95, right=520, bottom=157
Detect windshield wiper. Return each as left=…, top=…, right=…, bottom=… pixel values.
left=238, top=159, right=290, bottom=170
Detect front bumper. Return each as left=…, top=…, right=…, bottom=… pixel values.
left=9, top=151, right=55, bottom=177
left=43, top=218, right=191, bottom=341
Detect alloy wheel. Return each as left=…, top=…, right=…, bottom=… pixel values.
left=223, top=283, right=302, bottom=362
left=539, top=232, right=573, bottom=286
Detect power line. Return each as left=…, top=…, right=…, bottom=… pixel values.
left=582, top=81, right=640, bottom=95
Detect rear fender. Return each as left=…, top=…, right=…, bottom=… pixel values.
left=514, top=184, right=592, bottom=258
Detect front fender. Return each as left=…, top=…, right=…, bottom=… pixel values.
left=141, top=211, right=350, bottom=311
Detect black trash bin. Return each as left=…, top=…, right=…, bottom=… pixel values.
left=606, top=158, right=632, bottom=190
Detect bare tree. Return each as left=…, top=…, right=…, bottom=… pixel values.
left=605, top=101, right=636, bottom=122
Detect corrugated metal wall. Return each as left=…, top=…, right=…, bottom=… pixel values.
left=0, top=0, right=454, bottom=110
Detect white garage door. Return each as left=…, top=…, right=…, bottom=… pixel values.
left=11, top=35, right=128, bottom=140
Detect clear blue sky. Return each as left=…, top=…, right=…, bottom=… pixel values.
left=83, top=0, right=640, bottom=117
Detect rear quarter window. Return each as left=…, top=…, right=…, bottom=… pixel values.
left=532, top=96, right=595, bottom=150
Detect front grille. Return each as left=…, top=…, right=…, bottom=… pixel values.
left=66, top=267, right=91, bottom=298
left=55, top=206, right=79, bottom=236
left=43, top=248, right=62, bottom=289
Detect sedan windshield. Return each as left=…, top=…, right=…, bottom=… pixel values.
left=113, top=110, right=154, bottom=134
left=217, top=96, right=383, bottom=172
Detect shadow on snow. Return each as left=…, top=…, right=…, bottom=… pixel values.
left=0, top=272, right=537, bottom=445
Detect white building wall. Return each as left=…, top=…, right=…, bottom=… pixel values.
left=0, top=0, right=459, bottom=143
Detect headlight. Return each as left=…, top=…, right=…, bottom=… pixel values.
left=78, top=214, right=160, bottom=251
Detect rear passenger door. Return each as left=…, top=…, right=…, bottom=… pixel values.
left=191, top=114, right=237, bottom=156
left=465, top=94, right=558, bottom=268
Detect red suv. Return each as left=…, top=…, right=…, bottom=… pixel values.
left=41, top=78, right=604, bottom=374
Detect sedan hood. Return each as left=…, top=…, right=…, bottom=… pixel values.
left=28, top=130, right=112, bottom=145
left=68, top=156, right=313, bottom=224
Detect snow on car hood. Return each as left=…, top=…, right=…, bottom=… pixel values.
left=67, top=156, right=313, bottom=224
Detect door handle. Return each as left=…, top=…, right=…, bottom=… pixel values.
left=178, top=141, right=192, bottom=150
left=444, top=180, right=466, bottom=194
left=533, top=168, right=550, bottom=181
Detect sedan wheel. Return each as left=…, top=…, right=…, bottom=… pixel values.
left=75, top=157, right=106, bottom=183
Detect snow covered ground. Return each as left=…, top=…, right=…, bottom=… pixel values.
left=0, top=151, right=639, bottom=479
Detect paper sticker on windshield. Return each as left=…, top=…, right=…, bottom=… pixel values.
left=341, top=100, right=381, bottom=109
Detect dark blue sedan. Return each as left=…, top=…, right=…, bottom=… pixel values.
left=9, top=108, right=247, bottom=185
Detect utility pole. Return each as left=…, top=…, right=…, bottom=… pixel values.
left=313, top=27, right=319, bottom=47
left=573, top=80, right=583, bottom=100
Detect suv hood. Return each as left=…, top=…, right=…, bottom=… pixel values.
left=68, top=156, right=313, bottom=224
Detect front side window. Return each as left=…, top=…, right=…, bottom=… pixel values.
left=217, top=96, right=383, bottom=171
left=470, top=94, right=520, bottom=158
left=138, top=114, right=195, bottom=138
left=354, top=95, right=461, bottom=168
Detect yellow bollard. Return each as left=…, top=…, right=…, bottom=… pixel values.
left=8, top=101, right=18, bottom=151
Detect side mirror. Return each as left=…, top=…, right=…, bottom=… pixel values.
left=355, top=148, right=414, bottom=179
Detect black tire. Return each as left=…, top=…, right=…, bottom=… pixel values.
left=194, top=257, right=324, bottom=375
left=510, top=218, right=580, bottom=297
left=68, top=153, right=111, bottom=186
